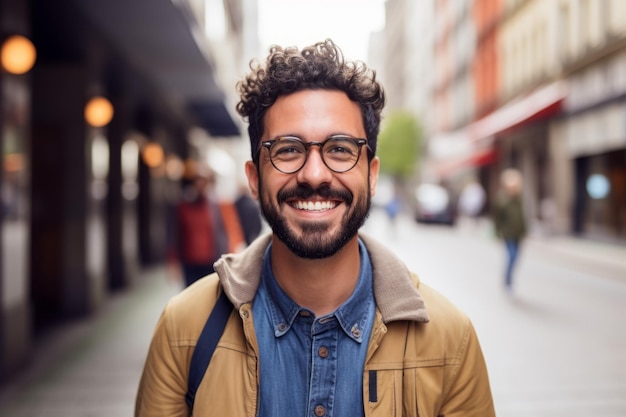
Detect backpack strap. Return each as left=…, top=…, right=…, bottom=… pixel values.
left=185, top=290, right=233, bottom=410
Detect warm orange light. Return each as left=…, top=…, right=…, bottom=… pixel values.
left=1, top=35, right=36, bottom=74
left=84, top=96, right=114, bottom=127
left=142, top=142, right=164, bottom=168
left=4, top=153, right=24, bottom=173
left=183, top=159, right=199, bottom=179
left=165, top=154, right=184, bottom=180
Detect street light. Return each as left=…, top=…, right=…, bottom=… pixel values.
left=142, top=142, right=164, bottom=168
left=0, top=35, right=37, bottom=75
left=84, top=96, right=114, bottom=127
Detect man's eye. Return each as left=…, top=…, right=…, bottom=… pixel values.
left=327, top=145, right=355, bottom=155
left=274, top=146, right=303, bottom=156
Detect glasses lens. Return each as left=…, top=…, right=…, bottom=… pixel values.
left=322, top=137, right=361, bottom=172
left=270, top=138, right=307, bottom=173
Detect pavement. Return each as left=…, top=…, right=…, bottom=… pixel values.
left=0, top=214, right=623, bottom=416
left=0, top=266, right=181, bottom=417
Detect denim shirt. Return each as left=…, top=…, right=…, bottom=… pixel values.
left=252, top=239, right=375, bottom=417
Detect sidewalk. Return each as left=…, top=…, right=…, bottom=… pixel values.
left=454, top=215, right=626, bottom=282
left=527, top=233, right=626, bottom=281
left=0, top=266, right=180, bottom=417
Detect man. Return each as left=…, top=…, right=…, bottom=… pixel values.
left=136, top=39, right=495, bottom=417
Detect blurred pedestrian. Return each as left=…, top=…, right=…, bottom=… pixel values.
left=493, top=168, right=527, bottom=292
left=234, top=183, right=263, bottom=245
left=167, top=168, right=228, bottom=287
left=458, top=179, right=486, bottom=218
left=137, top=39, right=495, bottom=417
left=384, top=192, right=400, bottom=226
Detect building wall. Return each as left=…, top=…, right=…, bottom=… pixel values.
left=0, top=0, right=34, bottom=382
left=384, top=0, right=409, bottom=111
left=499, top=0, right=560, bottom=101
left=0, top=0, right=243, bottom=384
left=555, top=0, right=626, bottom=239
left=474, top=0, right=502, bottom=118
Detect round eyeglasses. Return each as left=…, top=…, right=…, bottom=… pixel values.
left=261, top=135, right=371, bottom=174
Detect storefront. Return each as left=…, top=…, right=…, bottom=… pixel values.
left=562, top=50, right=626, bottom=243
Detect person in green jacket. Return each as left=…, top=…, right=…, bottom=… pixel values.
left=493, top=168, right=527, bottom=292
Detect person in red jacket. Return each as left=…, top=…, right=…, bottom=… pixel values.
left=167, top=169, right=228, bottom=287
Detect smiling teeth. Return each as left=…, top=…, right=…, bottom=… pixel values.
left=294, top=201, right=337, bottom=211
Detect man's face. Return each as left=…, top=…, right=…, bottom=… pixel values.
left=245, top=89, right=379, bottom=259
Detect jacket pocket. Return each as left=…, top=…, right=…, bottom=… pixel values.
left=365, top=368, right=403, bottom=417
left=366, top=365, right=444, bottom=417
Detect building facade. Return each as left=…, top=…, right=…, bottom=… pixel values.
left=0, top=0, right=245, bottom=383
left=425, top=0, right=625, bottom=242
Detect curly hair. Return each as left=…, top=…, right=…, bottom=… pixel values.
left=236, top=39, right=386, bottom=164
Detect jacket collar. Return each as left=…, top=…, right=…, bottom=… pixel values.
left=214, top=232, right=429, bottom=324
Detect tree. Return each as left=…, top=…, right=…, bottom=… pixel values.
left=377, top=110, right=422, bottom=180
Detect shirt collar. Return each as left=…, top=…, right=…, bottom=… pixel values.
left=260, top=239, right=373, bottom=343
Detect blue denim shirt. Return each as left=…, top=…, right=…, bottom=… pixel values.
left=252, top=239, right=375, bottom=417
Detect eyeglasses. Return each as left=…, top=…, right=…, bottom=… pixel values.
left=261, top=135, right=371, bottom=174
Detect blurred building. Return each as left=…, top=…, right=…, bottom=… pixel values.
left=369, top=0, right=436, bottom=207
left=0, top=0, right=252, bottom=383
left=385, top=0, right=436, bottom=139
left=380, top=0, right=626, bottom=243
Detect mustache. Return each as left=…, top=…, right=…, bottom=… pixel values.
left=278, top=184, right=353, bottom=205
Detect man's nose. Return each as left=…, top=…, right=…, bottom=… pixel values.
left=296, top=146, right=333, bottom=187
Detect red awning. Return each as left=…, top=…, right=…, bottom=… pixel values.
left=431, top=80, right=567, bottom=178
left=435, top=148, right=497, bottom=178
left=469, top=80, right=567, bottom=141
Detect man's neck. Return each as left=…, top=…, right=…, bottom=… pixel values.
left=269, top=236, right=361, bottom=317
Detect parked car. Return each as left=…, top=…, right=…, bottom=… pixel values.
left=414, top=183, right=456, bottom=226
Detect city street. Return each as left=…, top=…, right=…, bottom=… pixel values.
left=363, top=208, right=626, bottom=417
left=0, top=209, right=625, bottom=416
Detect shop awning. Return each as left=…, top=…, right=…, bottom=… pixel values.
left=70, top=0, right=240, bottom=137
left=435, top=147, right=497, bottom=178
left=469, top=80, right=567, bottom=141
left=430, top=80, right=567, bottom=177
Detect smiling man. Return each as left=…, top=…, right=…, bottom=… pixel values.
left=136, top=39, right=495, bottom=417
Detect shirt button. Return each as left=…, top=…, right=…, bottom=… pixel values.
left=351, top=325, right=362, bottom=338
left=277, top=323, right=287, bottom=331
left=314, top=405, right=326, bottom=416
left=318, top=346, right=329, bottom=358
left=299, top=310, right=311, bottom=317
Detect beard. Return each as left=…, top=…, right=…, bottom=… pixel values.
left=258, top=177, right=371, bottom=259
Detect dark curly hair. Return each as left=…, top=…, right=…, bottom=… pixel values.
left=236, top=39, right=386, bottom=164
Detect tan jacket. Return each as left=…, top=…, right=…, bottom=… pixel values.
left=136, top=233, right=495, bottom=417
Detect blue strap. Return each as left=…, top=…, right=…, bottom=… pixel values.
left=185, top=290, right=233, bottom=410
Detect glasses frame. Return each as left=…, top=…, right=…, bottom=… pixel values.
left=261, top=135, right=372, bottom=174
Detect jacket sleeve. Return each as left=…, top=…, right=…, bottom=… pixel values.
left=135, top=303, right=190, bottom=417
left=440, top=319, right=496, bottom=417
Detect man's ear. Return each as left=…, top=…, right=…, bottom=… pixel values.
left=245, top=161, right=260, bottom=200
left=369, top=156, right=380, bottom=198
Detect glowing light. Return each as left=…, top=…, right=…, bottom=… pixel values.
left=84, top=96, right=114, bottom=127
left=586, top=174, right=610, bottom=199
left=1, top=35, right=36, bottom=75
left=142, top=142, right=164, bottom=168
left=165, top=154, right=184, bottom=180
left=4, top=153, right=24, bottom=172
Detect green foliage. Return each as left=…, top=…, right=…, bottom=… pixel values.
left=377, top=111, right=422, bottom=178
